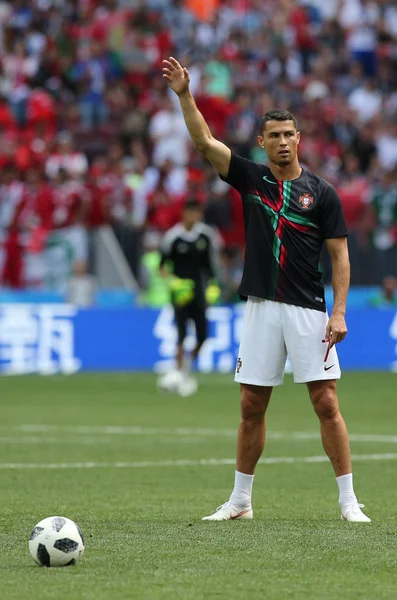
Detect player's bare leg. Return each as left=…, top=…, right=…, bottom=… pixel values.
left=191, top=341, right=203, bottom=361
left=236, top=384, right=272, bottom=474
left=157, top=342, right=186, bottom=394
left=308, top=379, right=371, bottom=523
left=307, top=380, right=351, bottom=476
left=176, top=340, right=203, bottom=398
left=182, top=340, right=204, bottom=373
left=178, top=315, right=207, bottom=397
left=203, top=384, right=272, bottom=521
left=177, top=337, right=203, bottom=371
left=176, top=343, right=184, bottom=370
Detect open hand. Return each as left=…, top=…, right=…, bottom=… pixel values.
left=162, top=56, right=190, bottom=96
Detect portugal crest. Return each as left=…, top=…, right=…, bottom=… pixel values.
left=299, top=193, right=314, bottom=209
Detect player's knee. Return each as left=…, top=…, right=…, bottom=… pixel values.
left=312, top=390, right=340, bottom=422
left=240, top=386, right=268, bottom=422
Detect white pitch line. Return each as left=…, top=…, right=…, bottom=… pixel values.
left=1, top=453, right=397, bottom=470
left=0, top=436, right=110, bottom=445
left=15, top=424, right=237, bottom=437
left=9, top=425, right=397, bottom=444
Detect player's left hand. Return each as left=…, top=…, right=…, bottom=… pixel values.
left=325, top=313, right=347, bottom=348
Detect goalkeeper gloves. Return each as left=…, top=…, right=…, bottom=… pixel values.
left=169, top=276, right=195, bottom=307
left=205, top=282, right=221, bottom=305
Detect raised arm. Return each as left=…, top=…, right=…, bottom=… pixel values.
left=162, top=57, right=231, bottom=177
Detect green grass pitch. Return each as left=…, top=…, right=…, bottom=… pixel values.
left=0, top=372, right=397, bottom=600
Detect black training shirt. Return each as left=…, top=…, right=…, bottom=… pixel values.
left=220, top=153, right=348, bottom=312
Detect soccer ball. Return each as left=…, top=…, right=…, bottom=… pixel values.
left=29, top=516, right=85, bottom=567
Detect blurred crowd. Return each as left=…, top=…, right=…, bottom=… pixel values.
left=0, top=0, right=396, bottom=297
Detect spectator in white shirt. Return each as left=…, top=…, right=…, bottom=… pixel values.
left=348, top=79, right=382, bottom=123
left=149, top=97, right=191, bottom=167
left=376, top=122, right=397, bottom=172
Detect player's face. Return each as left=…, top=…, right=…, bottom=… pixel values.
left=183, top=207, right=203, bottom=228
left=257, top=120, right=300, bottom=167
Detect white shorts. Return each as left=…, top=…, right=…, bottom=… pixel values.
left=235, top=297, right=341, bottom=386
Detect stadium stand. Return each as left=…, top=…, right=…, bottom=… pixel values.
left=0, top=0, right=396, bottom=298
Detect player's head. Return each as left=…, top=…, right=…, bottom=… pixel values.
left=382, top=275, right=397, bottom=300
left=182, top=198, right=203, bottom=229
left=257, top=109, right=300, bottom=168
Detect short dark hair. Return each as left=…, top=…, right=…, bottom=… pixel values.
left=184, top=198, right=202, bottom=211
left=259, top=110, right=298, bottom=135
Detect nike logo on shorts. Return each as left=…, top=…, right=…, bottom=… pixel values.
left=263, top=175, right=277, bottom=184
left=324, top=365, right=335, bottom=371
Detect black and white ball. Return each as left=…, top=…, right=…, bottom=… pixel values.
left=29, top=516, right=85, bottom=567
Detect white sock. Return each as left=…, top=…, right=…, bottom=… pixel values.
left=229, top=471, right=254, bottom=508
left=336, top=473, right=357, bottom=505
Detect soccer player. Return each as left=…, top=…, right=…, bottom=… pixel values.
left=162, top=56, right=371, bottom=522
left=157, top=198, right=221, bottom=397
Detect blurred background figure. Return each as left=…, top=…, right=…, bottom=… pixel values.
left=157, top=199, right=221, bottom=396
left=369, top=276, right=397, bottom=308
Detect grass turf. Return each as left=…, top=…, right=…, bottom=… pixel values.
left=0, top=372, right=396, bottom=600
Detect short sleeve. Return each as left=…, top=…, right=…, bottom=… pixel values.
left=219, top=152, right=256, bottom=193
left=318, top=184, right=348, bottom=239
